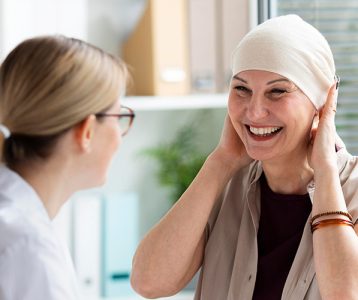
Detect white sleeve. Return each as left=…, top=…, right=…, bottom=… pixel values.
left=0, top=237, right=80, bottom=300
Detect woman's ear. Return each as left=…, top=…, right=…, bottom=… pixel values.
left=73, top=115, right=96, bottom=153
left=309, top=110, right=320, bottom=143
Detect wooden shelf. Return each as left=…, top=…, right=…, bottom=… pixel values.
left=122, top=93, right=228, bottom=111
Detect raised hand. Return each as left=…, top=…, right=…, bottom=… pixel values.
left=309, top=83, right=338, bottom=171
left=211, top=114, right=253, bottom=172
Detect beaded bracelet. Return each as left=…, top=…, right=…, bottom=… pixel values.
left=311, top=210, right=352, bottom=224
left=311, top=218, right=354, bottom=233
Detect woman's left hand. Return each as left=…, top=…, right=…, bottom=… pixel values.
left=308, top=83, right=338, bottom=171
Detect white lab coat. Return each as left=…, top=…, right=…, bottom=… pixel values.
left=0, top=165, right=80, bottom=299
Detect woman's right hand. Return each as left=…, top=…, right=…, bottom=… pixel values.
left=210, top=114, right=253, bottom=172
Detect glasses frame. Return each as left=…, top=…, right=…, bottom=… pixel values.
left=95, top=105, right=135, bottom=136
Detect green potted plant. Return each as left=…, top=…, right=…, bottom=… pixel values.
left=142, top=118, right=209, bottom=205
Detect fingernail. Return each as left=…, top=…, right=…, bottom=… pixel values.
left=335, top=75, right=340, bottom=90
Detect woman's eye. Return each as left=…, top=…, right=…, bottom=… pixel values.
left=271, top=88, right=287, bottom=94
left=234, top=86, right=251, bottom=96
left=267, top=88, right=288, bottom=99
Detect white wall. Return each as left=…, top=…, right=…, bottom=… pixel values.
left=0, top=0, right=88, bottom=60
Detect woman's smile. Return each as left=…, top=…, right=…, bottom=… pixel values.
left=246, top=125, right=283, bottom=139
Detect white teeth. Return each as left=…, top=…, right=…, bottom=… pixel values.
left=249, top=126, right=281, bottom=136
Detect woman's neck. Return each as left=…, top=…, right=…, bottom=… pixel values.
left=262, top=153, right=314, bottom=195
left=12, top=158, right=74, bottom=219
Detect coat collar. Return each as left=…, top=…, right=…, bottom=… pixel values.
left=0, top=165, right=50, bottom=222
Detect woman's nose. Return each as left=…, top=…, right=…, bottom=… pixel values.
left=246, top=94, right=269, bottom=121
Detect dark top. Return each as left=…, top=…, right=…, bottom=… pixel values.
left=252, top=174, right=312, bottom=300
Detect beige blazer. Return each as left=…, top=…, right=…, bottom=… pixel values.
left=194, top=148, right=358, bottom=300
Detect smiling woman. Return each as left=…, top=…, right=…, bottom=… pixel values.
left=228, top=70, right=316, bottom=164
left=130, top=15, right=358, bottom=300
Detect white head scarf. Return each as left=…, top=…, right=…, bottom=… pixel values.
left=232, top=14, right=336, bottom=109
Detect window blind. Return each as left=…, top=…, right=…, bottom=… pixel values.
left=274, top=0, right=358, bottom=154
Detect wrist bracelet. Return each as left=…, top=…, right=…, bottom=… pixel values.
left=311, top=210, right=352, bottom=224
left=311, top=218, right=354, bottom=233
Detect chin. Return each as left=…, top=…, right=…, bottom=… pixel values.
left=246, top=149, right=276, bottom=162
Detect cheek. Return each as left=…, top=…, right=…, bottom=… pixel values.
left=104, top=126, right=122, bottom=155
left=111, top=128, right=122, bottom=150
left=228, top=93, right=246, bottom=118
left=289, top=108, right=316, bottom=144
left=297, top=105, right=316, bottom=128
left=228, top=101, right=247, bottom=141
left=228, top=98, right=248, bottom=133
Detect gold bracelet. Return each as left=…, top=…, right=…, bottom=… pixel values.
left=311, top=218, right=354, bottom=233
left=311, top=210, right=352, bottom=224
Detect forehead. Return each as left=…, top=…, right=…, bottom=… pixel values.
left=234, top=70, right=292, bottom=84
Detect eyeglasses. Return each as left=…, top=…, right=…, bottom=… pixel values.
left=95, top=105, right=135, bottom=136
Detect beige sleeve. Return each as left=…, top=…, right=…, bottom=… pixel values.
left=341, top=156, right=358, bottom=224
left=203, top=183, right=229, bottom=243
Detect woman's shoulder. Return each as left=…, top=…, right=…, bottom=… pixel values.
left=206, top=161, right=261, bottom=232
left=0, top=165, right=55, bottom=255
left=337, top=149, right=358, bottom=183
left=227, top=160, right=262, bottom=195
left=336, top=150, right=358, bottom=221
left=0, top=199, right=56, bottom=259
left=0, top=208, right=79, bottom=300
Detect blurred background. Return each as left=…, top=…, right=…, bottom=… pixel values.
left=0, top=0, right=357, bottom=299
